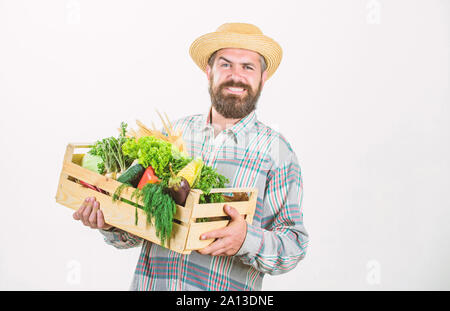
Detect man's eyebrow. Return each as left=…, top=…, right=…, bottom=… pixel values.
left=217, top=56, right=256, bottom=67
left=218, top=56, right=232, bottom=64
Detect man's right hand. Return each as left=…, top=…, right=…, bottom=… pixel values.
left=73, top=197, right=113, bottom=230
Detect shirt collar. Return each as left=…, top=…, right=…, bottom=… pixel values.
left=198, top=106, right=258, bottom=142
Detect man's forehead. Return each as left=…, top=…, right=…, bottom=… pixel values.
left=215, top=48, right=261, bottom=62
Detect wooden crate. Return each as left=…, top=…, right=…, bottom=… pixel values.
left=55, top=143, right=258, bottom=254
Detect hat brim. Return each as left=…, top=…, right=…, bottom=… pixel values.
left=189, top=32, right=282, bottom=80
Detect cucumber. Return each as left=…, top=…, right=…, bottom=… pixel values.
left=117, top=164, right=145, bottom=188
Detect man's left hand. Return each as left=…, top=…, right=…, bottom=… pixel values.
left=197, top=205, right=247, bottom=256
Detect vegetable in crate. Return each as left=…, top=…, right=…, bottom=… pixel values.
left=78, top=180, right=106, bottom=194
left=168, top=158, right=203, bottom=205
left=168, top=177, right=190, bottom=206
left=176, top=157, right=203, bottom=187
left=117, top=163, right=145, bottom=188
left=122, top=135, right=192, bottom=183
left=122, top=136, right=173, bottom=178
left=89, top=122, right=134, bottom=179
left=137, top=166, right=160, bottom=189
left=139, top=183, right=176, bottom=247
left=81, top=153, right=104, bottom=174
left=80, top=152, right=106, bottom=193
left=196, top=165, right=229, bottom=204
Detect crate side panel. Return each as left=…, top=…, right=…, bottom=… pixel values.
left=56, top=177, right=189, bottom=253
left=191, top=201, right=255, bottom=219
left=184, top=220, right=230, bottom=250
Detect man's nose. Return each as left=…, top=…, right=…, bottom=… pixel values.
left=228, top=66, right=246, bottom=83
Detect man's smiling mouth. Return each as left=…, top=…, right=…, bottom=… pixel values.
left=224, top=87, right=247, bottom=94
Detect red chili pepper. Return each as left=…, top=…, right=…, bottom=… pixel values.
left=79, top=180, right=106, bottom=194
left=137, top=166, right=160, bottom=189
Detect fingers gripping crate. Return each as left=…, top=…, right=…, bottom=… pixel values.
left=55, top=143, right=258, bottom=254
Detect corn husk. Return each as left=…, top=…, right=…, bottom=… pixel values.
left=121, top=110, right=187, bottom=154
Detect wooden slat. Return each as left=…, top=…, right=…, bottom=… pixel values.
left=198, top=187, right=258, bottom=194
left=72, top=143, right=95, bottom=148
left=245, top=188, right=258, bottom=224
left=184, top=220, right=230, bottom=250
left=191, top=201, right=254, bottom=218
left=173, top=205, right=192, bottom=224
left=55, top=144, right=75, bottom=207
left=62, top=161, right=123, bottom=195
left=56, top=177, right=190, bottom=253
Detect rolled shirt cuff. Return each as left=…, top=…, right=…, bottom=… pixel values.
left=235, top=222, right=264, bottom=259
left=98, top=227, right=119, bottom=238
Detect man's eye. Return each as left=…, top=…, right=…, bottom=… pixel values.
left=245, top=65, right=254, bottom=70
left=221, top=63, right=230, bottom=68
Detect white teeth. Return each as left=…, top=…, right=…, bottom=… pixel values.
left=228, top=87, right=245, bottom=92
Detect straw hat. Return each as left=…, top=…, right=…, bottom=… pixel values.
left=189, top=23, right=283, bottom=80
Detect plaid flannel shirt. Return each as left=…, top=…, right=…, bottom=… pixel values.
left=99, top=109, right=308, bottom=290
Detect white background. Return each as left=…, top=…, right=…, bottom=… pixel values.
left=0, top=0, right=449, bottom=290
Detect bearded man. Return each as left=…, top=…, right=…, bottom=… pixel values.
left=74, top=23, right=309, bottom=291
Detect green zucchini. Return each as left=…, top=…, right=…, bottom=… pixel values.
left=117, top=164, right=145, bottom=188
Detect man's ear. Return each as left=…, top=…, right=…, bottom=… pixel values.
left=206, top=65, right=211, bottom=80
left=260, top=70, right=268, bottom=88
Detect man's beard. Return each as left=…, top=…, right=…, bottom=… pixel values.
left=208, top=76, right=262, bottom=119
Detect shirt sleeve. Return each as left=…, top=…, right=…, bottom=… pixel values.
left=235, top=147, right=309, bottom=275
left=98, top=227, right=144, bottom=249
